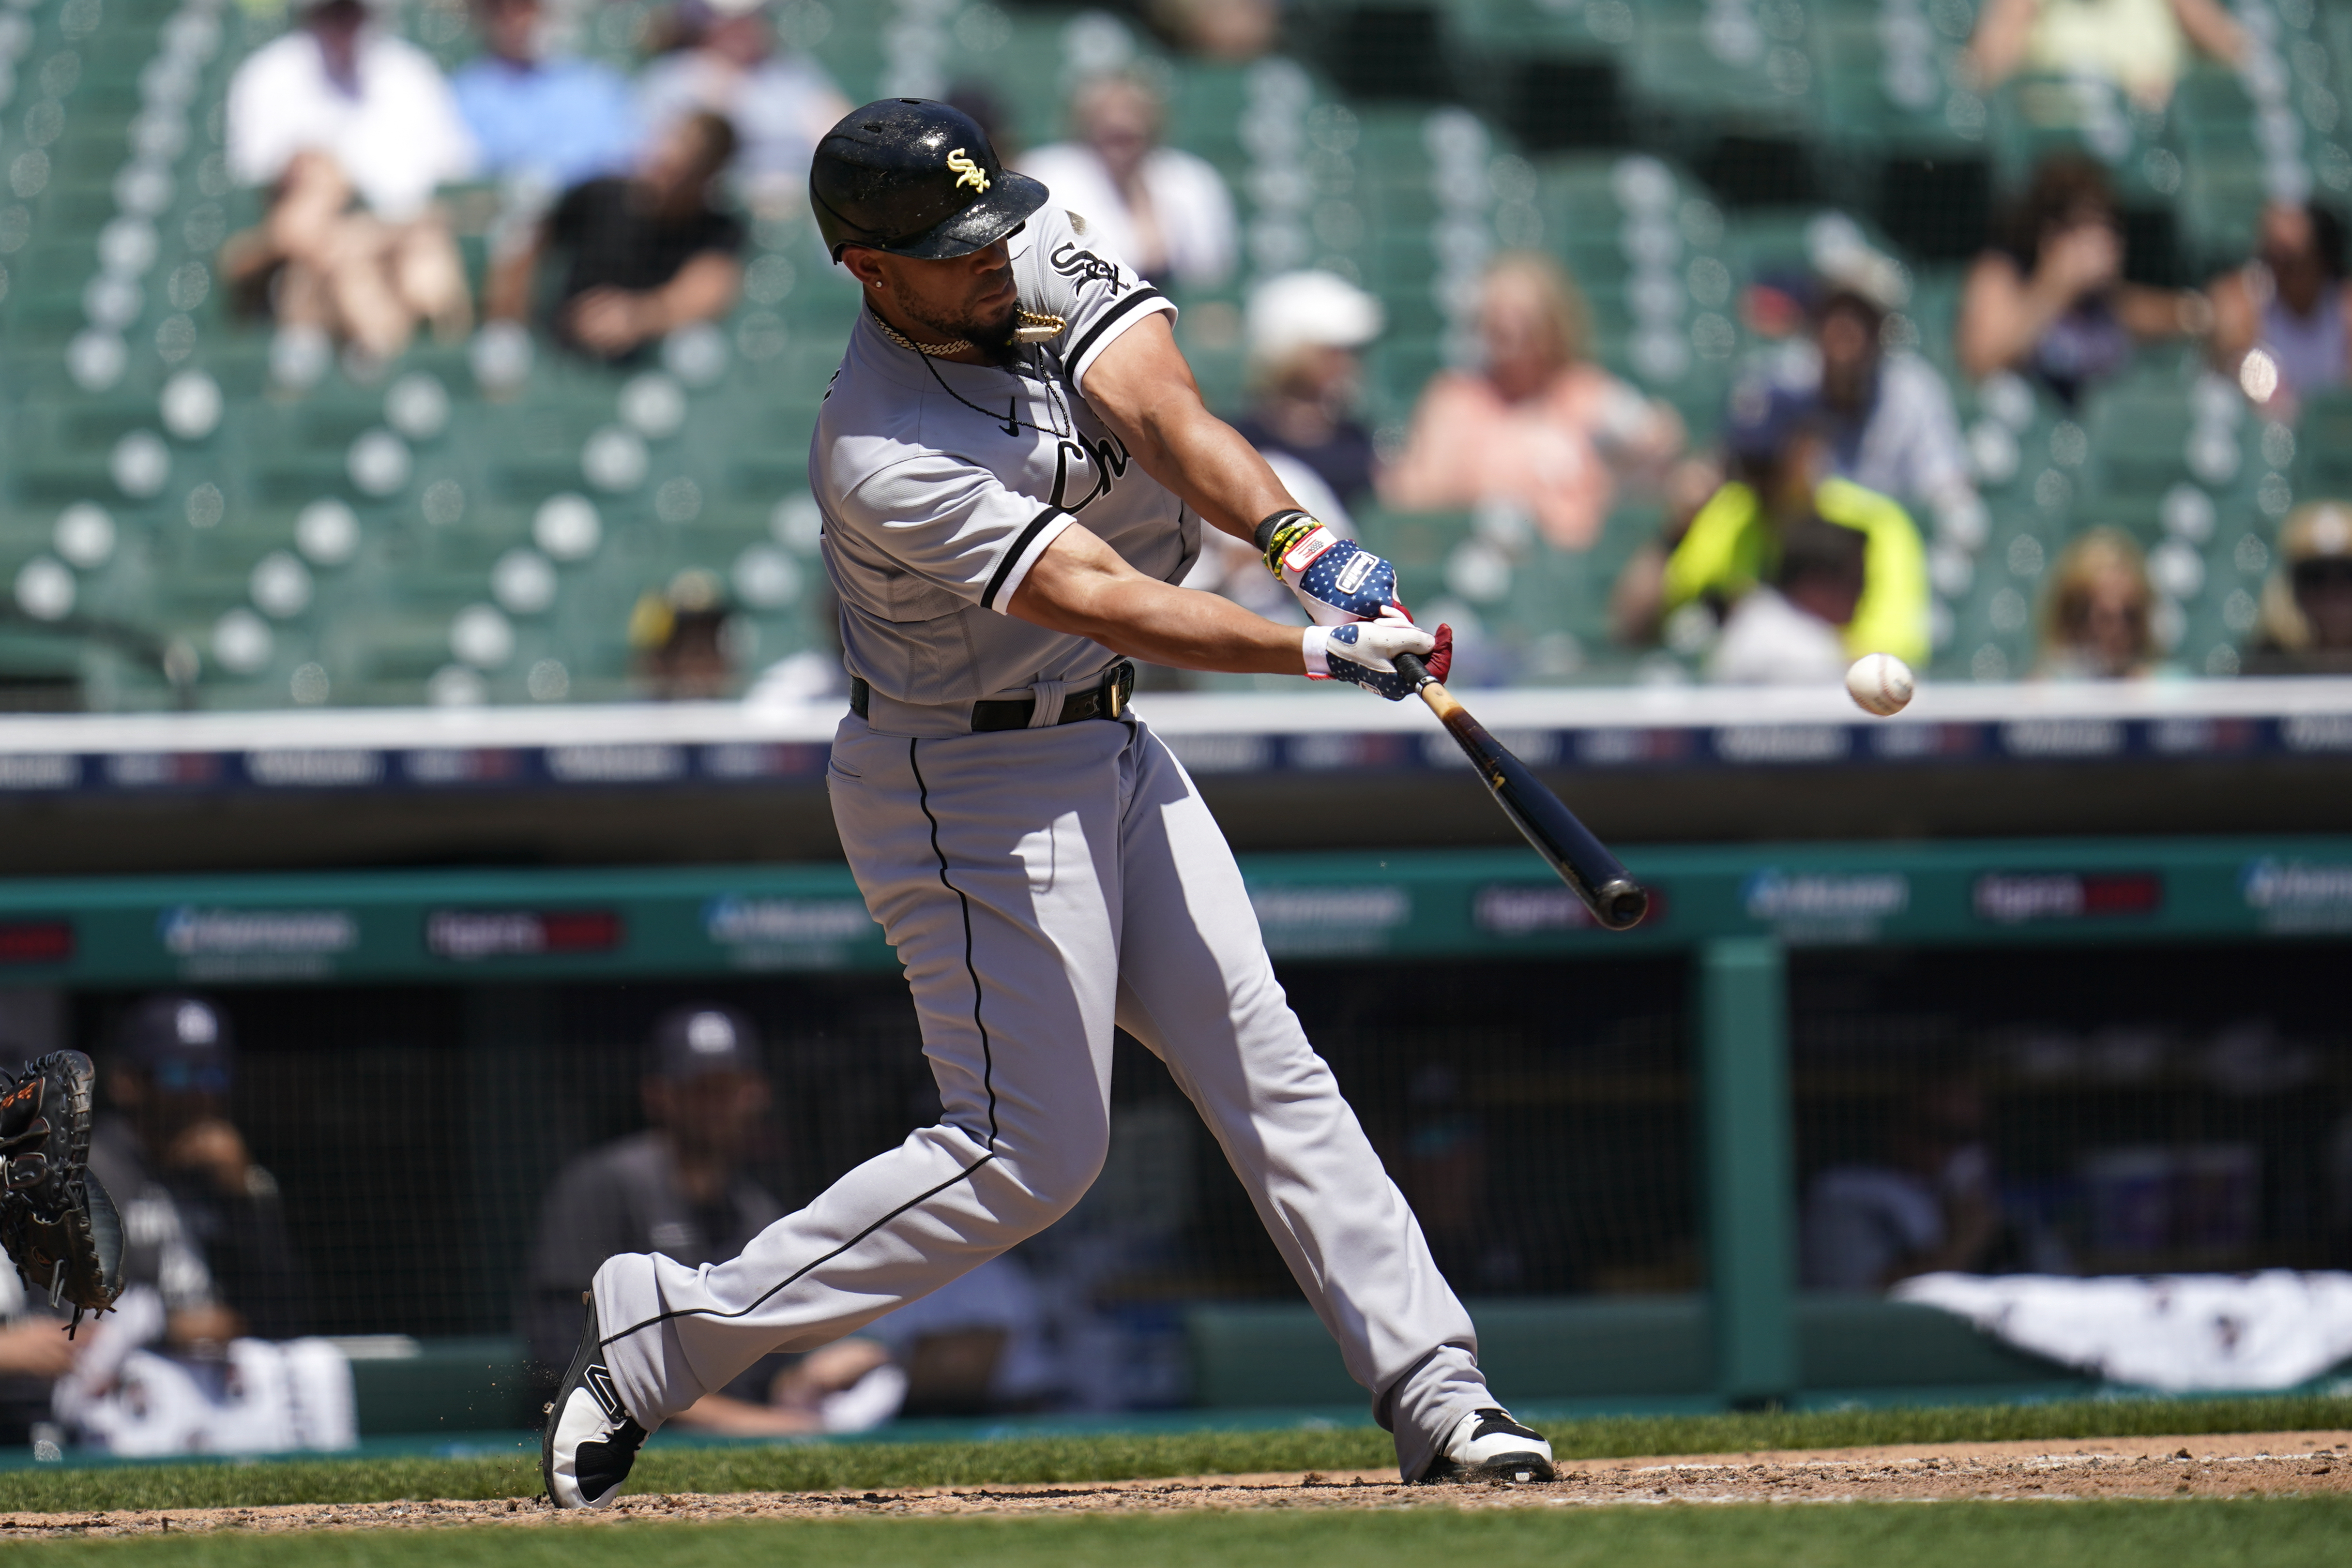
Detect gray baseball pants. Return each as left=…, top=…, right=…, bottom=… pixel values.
left=591, top=711, right=1492, bottom=1478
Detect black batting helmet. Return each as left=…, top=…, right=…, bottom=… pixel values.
left=809, top=98, right=1047, bottom=263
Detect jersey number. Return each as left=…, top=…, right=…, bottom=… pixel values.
left=1050, top=432, right=1130, bottom=513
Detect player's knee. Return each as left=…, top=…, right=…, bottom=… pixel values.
left=997, top=1122, right=1109, bottom=1228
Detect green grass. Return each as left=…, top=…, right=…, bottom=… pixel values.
left=1, top=1391, right=2345, bottom=1515
left=8, top=1501, right=2352, bottom=1568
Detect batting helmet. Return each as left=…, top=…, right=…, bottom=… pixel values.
left=809, top=98, right=1047, bottom=263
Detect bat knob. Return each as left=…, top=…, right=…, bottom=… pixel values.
left=1594, top=880, right=1649, bottom=931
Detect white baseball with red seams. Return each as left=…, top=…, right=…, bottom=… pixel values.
left=1846, top=653, right=1916, bottom=716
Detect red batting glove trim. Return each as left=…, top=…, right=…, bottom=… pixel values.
left=1425, top=623, right=1453, bottom=683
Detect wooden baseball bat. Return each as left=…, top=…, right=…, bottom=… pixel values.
left=1395, top=652, right=1649, bottom=931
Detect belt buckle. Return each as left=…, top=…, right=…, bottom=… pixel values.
left=1102, top=660, right=1135, bottom=721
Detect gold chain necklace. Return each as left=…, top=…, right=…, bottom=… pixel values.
left=868, top=303, right=1068, bottom=357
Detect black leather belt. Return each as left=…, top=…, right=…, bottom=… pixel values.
left=851, top=660, right=1136, bottom=732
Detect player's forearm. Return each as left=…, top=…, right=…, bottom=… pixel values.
left=1009, top=530, right=1305, bottom=675
left=1141, top=400, right=1301, bottom=544
left=1044, top=574, right=1305, bottom=674
left=1082, top=316, right=1298, bottom=542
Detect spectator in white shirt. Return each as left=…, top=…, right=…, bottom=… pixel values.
left=221, top=0, right=477, bottom=362
left=635, top=0, right=848, bottom=203
left=1017, top=74, right=1237, bottom=290
left=227, top=0, right=477, bottom=220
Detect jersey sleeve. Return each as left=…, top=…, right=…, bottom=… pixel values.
left=838, top=452, right=1079, bottom=615
left=1020, top=205, right=1177, bottom=388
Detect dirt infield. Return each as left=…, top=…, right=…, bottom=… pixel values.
left=3, top=1430, right=2345, bottom=1538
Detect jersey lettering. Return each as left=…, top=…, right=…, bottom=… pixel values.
left=1049, top=241, right=1125, bottom=295
left=1049, top=430, right=1131, bottom=513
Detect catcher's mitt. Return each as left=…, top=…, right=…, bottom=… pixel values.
left=0, top=1050, right=124, bottom=1330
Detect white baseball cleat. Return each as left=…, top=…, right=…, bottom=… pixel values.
left=542, top=1292, right=649, bottom=1509
left=1418, top=1406, right=1556, bottom=1484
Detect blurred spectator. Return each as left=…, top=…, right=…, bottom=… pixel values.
left=1385, top=253, right=1684, bottom=551
left=2037, top=528, right=2161, bottom=679
left=451, top=0, right=637, bottom=195
left=486, top=112, right=744, bottom=362
left=221, top=0, right=477, bottom=361
left=1229, top=270, right=1382, bottom=510
left=856, top=1254, right=1065, bottom=1415
left=227, top=0, right=478, bottom=220
left=1802, top=1076, right=2017, bottom=1292
left=636, top=0, right=849, bottom=200
left=630, top=566, right=739, bottom=698
left=1969, top=0, right=2244, bottom=106
left=2210, top=202, right=2352, bottom=416
left=1150, top=0, right=1278, bottom=60
left=1658, top=386, right=1931, bottom=667
left=1750, top=274, right=1975, bottom=515
left=524, top=1005, right=895, bottom=1432
left=1957, top=156, right=2211, bottom=400
left=1706, top=515, right=1868, bottom=684
left=2246, top=502, right=2352, bottom=674
left=92, top=995, right=310, bottom=1345
left=1018, top=74, right=1237, bottom=289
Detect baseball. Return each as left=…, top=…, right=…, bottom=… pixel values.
left=1846, top=653, right=1915, bottom=716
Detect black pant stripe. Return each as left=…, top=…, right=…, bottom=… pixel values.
left=598, top=1152, right=997, bottom=1348
left=910, top=735, right=1000, bottom=1148
left=596, top=738, right=1004, bottom=1352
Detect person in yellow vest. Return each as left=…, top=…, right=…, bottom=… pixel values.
left=1662, top=382, right=1930, bottom=669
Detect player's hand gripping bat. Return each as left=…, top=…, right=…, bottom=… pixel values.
left=1394, top=652, right=1649, bottom=931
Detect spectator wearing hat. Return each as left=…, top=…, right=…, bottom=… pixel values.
left=1177, top=271, right=1382, bottom=624
left=1748, top=273, right=1974, bottom=517
left=221, top=0, right=478, bottom=362
left=485, top=111, right=745, bottom=363
left=1383, top=252, right=1685, bottom=552
left=1654, top=385, right=1930, bottom=669
left=2210, top=202, right=2352, bottom=417
left=452, top=0, right=638, bottom=195
left=627, top=566, right=738, bottom=698
left=91, top=995, right=308, bottom=1346
left=634, top=0, right=848, bottom=199
left=524, top=1005, right=894, bottom=1432
left=2246, top=502, right=2352, bottom=674
left=1017, top=74, right=1237, bottom=290
left=1230, top=271, right=1384, bottom=511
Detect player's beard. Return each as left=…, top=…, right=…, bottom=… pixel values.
left=898, top=273, right=1022, bottom=365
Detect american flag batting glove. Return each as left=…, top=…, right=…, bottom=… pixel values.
left=1303, top=620, right=1452, bottom=701
left=1256, top=509, right=1403, bottom=627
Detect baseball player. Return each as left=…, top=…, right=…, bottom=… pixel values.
left=544, top=99, right=1554, bottom=1507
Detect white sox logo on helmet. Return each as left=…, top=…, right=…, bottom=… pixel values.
left=946, top=149, right=988, bottom=193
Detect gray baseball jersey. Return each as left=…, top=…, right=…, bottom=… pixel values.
left=812, top=205, right=1199, bottom=707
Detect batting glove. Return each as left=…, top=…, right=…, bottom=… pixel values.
left=1305, top=619, right=1453, bottom=701
left=1256, top=509, right=1404, bottom=627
